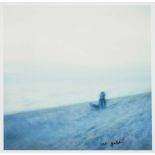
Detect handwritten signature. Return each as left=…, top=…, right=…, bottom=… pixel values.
left=101, top=138, right=124, bottom=147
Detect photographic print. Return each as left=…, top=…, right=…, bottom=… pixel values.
left=3, top=4, right=152, bottom=150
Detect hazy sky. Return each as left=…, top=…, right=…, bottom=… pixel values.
left=4, top=5, right=150, bottom=67
left=3, top=5, right=151, bottom=113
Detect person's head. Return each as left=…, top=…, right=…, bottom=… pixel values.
left=100, top=91, right=106, bottom=98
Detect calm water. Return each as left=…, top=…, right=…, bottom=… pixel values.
left=4, top=63, right=151, bottom=114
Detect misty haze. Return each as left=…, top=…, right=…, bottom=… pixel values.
left=3, top=4, right=152, bottom=150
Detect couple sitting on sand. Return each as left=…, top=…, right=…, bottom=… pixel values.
left=90, top=91, right=106, bottom=110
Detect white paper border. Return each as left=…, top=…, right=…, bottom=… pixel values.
left=0, top=2, right=154, bottom=153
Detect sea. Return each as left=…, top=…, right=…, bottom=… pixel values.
left=4, top=63, right=151, bottom=114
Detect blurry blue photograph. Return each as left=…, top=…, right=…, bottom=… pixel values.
left=4, top=4, right=152, bottom=150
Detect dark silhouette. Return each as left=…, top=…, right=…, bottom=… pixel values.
left=89, top=91, right=106, bottom=110
left=98, top=91, right=106, bottom=109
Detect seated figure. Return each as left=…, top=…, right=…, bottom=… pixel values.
left=99, top=91, right=106, bottom=109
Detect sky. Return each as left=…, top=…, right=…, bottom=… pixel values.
left=3, top=5, right=151, bottom=68
left=3, top=5, right=151, bottom=113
